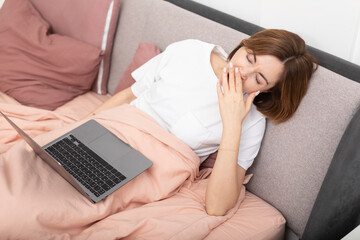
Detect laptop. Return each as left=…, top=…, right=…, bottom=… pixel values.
left=0, top=111, right=153, bottom=203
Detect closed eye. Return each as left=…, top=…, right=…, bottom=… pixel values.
left=246, top=55, right=252, bottom=63
left=247, top=55, right=261, bottom=84
left=255, top=75, right=261, bottom=84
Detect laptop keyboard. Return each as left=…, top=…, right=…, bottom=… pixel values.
left=44, top=134, right=126, bottom=197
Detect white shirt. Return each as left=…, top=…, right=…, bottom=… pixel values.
left=130, top=39, right=266, bottom=170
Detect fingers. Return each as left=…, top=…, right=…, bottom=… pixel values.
left=234, top=67, right=242, bottom=94
left=245, top=91, right=260, bottom=112
left=228, top=63, right=235, bottom=92
left=221, top=67, right=229, bottom=94
left=222, top=62, right=239, bottom=94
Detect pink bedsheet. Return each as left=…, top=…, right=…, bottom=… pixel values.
left=0, top=92, right=111, bottom=154
left=0, top=92, right=247, bottom=239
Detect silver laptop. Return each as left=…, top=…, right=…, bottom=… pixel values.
left=0, top=111, right=153, bottom=203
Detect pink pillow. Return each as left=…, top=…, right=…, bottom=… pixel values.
left=30, top=0, right=121, bottom=95
left=0, top=0, right=103, bottom=110
left=114, top=42, right=161, bottom=94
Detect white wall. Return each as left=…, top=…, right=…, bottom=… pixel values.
left=342, top=225, right=360, bottom=240
left=1, top=0, right=359, bottom=65
left=192, top=0, right=360, bottom=66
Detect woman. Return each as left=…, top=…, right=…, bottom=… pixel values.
left=89, top=29, right=318, bottom=216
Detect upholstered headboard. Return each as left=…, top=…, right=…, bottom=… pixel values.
left=107, top=0, right=360, bottom=239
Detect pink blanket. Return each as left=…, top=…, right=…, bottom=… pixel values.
left=0, top=92, right=110, bottom=154
left=0, top=93, right=247, bottom=239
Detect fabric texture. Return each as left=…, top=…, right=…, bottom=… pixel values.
left=106, top=0, right=250, bottom=94
left=30, top=0, right=121, bottom=94
left=246, top=66, right=360, bottom=237
left=68, top=0, right=360, bottom=236
left=200, top=152, right=217, bottom=169
left=0, top=91, right=110, bottom=154
left=112, top=40, right=217, bottom=169
left=114, top=42, right=161, bottom=94
left=0, top=94, right=285, bottom=239
left=0, top=0, right=103, bottom=110
left=131, top=0, right=360, bottom=237
left=204, top=191, right=286, bottom=240
left=164, top=0, right=360, bottom=84
left=302, top=106, right=360, bottom=240
left=130, top=39, right=266, bottom=170
left=0, top=103, right=244, bottom=239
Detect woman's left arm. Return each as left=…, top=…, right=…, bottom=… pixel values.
left=205, top=65, right=258, bottom=216
left=84, top=87, right=136, bottom=119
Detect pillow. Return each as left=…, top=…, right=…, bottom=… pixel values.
left=30, top=0, right=121, bottom=95
left=0, top=0, right=103, bottom=110
left=113, top=42, right=161, bottom=94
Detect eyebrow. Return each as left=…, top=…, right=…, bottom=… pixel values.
left=254, top=54, right=269, bottom=85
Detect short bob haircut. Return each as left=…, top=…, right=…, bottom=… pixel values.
left=228, top=29, right=318, bottom=124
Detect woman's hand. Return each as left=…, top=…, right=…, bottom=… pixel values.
left=205, top=63, right=259, bottom=216
left=216, top=63, right=259, bottom=132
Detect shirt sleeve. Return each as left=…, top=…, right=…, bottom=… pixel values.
left=130, top=52, right=164, bottom=97
left=237, top=117, right=266, bottom=170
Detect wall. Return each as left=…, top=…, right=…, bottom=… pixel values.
left=192, top=0, right=360, bottom=66
left=1, top=0, right=359, bottom=65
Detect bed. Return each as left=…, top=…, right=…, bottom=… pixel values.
left=0, top=0, right=359, bottom=239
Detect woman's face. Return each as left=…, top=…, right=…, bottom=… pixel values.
left=230, top=47, right=284, bottom=94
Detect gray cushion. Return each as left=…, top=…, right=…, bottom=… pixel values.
left=107, top=0, right=153, bottom=94
left=247, top=67, right=360, bottom=236
left=302, top=106, right=360, bottom=239
left=108, top=0, right=249, bottom=94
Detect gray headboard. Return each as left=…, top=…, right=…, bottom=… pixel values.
left=107, top=0, right=360, bottom=239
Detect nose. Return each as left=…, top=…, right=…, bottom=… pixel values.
left=239, top=67, right=254, bottom=80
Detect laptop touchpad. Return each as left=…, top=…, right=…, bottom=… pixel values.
left=88, top=133, right=132, bottom=161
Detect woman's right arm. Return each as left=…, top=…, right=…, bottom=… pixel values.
left=86, top=87, right=136, bottom=118
left=205, top=65, right=258, bottom=216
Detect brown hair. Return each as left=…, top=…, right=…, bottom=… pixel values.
left=228, top=29, right=318, bottom=123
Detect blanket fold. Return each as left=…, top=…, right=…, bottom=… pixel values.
left=0, top=103, right=246, bottom=239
